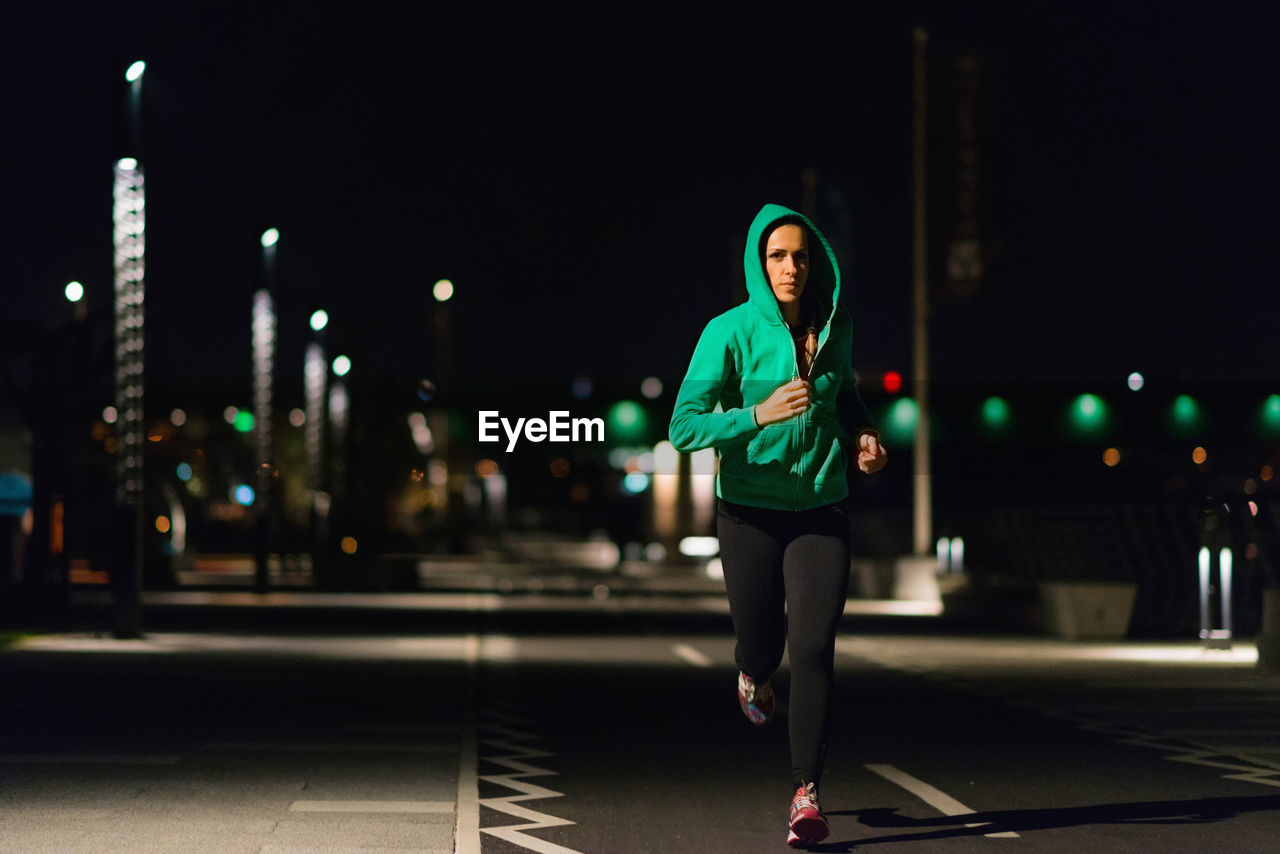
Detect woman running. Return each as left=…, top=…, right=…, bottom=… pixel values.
left=669, top=202, right=887, bottom=847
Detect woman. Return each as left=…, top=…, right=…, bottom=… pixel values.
left=669, top=203, right=887, bottom=847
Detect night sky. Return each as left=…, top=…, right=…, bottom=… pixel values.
left=6, top=2, right=1279, bottom=416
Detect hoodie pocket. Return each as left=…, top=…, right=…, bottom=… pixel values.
left=746, top=423, right=796, bottom=466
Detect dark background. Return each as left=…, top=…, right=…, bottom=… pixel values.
left=7, top=2, right=1277, bottom=395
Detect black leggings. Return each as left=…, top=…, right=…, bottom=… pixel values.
left=717, top=498, right=851, bottom=790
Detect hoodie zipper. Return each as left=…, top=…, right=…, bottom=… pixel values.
left=789, top=319, right=830, bottom=510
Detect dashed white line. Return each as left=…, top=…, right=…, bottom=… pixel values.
left=865, top=764, right=1020, bottom=838
left=672, top=643, right=713, bottom=668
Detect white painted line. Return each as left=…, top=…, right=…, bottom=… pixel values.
left=865, top=764, right=1019, bottom=839
left=0, top=754, right=182, bottom=765
left=289, top=800, right=453, bottom=813
left=455, top=633, right=482, bottom=854
left=202, top=742, right=456, bottom=753
left=672, top=643, right=713, bottom=668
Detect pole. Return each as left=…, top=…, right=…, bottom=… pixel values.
left=912, top=28, right=933, bottom=557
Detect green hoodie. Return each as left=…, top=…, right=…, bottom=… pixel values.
left=668, top=203, right=874, bottom=511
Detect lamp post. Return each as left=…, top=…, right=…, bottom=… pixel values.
left=112, top=59, right=146, bottom=638
left=252, top=228, right=279, bottom=592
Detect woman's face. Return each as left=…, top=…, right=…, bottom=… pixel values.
left=764, top=224, right=809, bottom=307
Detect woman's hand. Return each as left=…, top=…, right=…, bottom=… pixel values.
left=753, top=379, right=812, bottom=427
left=856, top=430, right=888, bottom=474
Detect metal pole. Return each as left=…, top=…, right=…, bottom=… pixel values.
left=912, top=27, right=933, bottom=557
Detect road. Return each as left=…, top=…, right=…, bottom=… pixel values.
left=1, top=608, right=1278, bottom=852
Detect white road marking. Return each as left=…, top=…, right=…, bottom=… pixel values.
left=479, top=715, right=582, bottom=854
left=672, top=643, right=713, bottom=668
left=289, top=800, right=453, bottom=813
left=456, top=633, right=482, bottom=854
left=865, top=764, right=1020, bottom=838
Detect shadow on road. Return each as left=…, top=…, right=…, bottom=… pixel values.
left=809, top=794, right=1280, bottom=850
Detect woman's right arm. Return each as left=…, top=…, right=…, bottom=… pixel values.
left=668, top=319, right=761, bottom=453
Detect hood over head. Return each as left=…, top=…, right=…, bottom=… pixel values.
left=743, top=203, right=841, bottom=327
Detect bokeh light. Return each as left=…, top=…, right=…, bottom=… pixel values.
left=233, top=484, right=255, bottom=506
left=1192, top=446, right=1208, bottom=465
left=1127, top=372, right=1145, bottom=391
left=433, top=279, right=454, bottom=302
left=1103, top=448, right=1121, bottom=467
left=882, top=370, right=903, bottom=394
left=332, top=355, right=351, bottom=377
left=884, top=398, right=918, bottom=444
left=64, top=281, right=84, bottom=303
left=176, top=463, right=193, bottom=482
left=310, top=309, right=329, bottom=331
left=340, top=536, right=358, bottom=555
left=641, top=377, right=663, bottom=399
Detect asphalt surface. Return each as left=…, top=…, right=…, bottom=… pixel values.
left=2, top=607, right=1279, bottom=852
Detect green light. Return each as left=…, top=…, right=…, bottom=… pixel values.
left=884, top=398, right=918, bottom=444
left=233, top=411, right=255, bottom=433
left=1069, top=393, right=1107, bottom=435
left=1171, top=394, right=1200, bottom=433
left=608, top=400, right=648, bottom=442
left=981, top=396, right=1010, bottom=432
left=1263, top=395, right=1280, bottom=435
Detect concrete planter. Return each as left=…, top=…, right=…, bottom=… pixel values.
left=1038, top=581, right=1137, bottom=640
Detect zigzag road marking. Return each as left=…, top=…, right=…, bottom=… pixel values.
left=477, top=707, right=583, bottom=854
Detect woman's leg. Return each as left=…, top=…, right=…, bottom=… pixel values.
left=717, top=500, right=788, bottom=682
left=781, top=502, right=851, bottom=789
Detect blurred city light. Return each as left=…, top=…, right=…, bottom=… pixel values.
left=64, top=281, right=84, bottom=303
left=1262, top=395, right=1280, bottom=434
left=1172, top=394, right=1201, bottom=431
left=622, top=472, right=650, bottom=494
left=1103, top=448, right=1121, bottom=467
left=1127, top=372, right=1145, bottom=391
left=679, top=536, right=719, bottom=557
left=416, top=378, right=436, bottom=402
left=332, top=355, right=351, bottom=377
left=981, top=396, right=1010, bottom=433
left=224, top=406, right=239, bottom=424
left=608, top=400, right=648, bottom=443
left=310, top=309, right=329, bottom=332
left=641, top=377, right=663, bottom=399
left=340, top=536, right=358, bottom=555
left=571, top=377, right=593, bottom=400
left=169, top=408, right=186, bottom=426
left=233, top=411, right=255, bottom=433
left=103, top=406, right=118, bottom=424
left=884, top=397, right=918, bottom=444
left=289, top=408, right=305, bottom=427
left=433, top=279, right=454, bottom=302
left=155, top=516, right=170, bottom=534
left=176, top=463, right=193, bottom=482
left=1069, top=393, right=1107, bottom=435
left=549, top=457, right=571, bottom=478
left=882, top=370, right=903, bottom=394
left=1192, top=446, right=1208, bottom=465
left=260, top=228, right=279, bottom=248
left=125, top=61, right=146, bottom=82
left=233, top=484, right=255, bottom=506
left=117, top=157, right=138, bottom=171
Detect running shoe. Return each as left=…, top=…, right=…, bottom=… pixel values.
left=737, top=670, right=774, bottom=725
left=787, top=781, right=829, bottom=847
